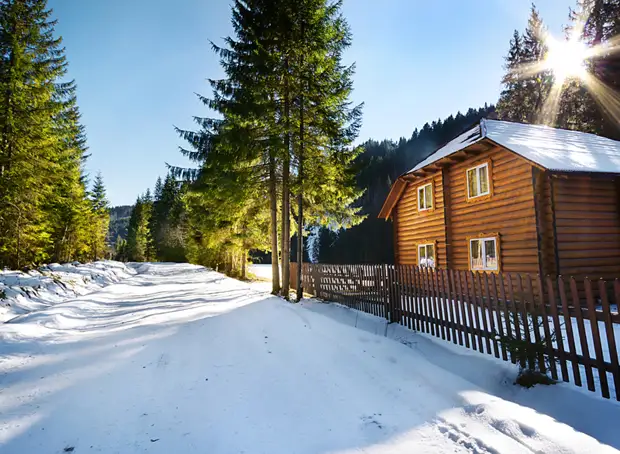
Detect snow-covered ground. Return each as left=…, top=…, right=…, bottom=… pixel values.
left=0, top=261, right=135, bottom=323
left=1, top=263, right=619, bottom=453
left=249, top=263, right=277, bottom=281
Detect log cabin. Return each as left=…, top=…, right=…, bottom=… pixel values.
left=379, top=118, right=620, bottom=281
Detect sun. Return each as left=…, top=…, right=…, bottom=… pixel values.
left=544, top=36, right=588, bottom=82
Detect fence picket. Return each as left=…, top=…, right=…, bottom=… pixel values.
left=465, top=272, right=481, bottom=351
left=558, top=277, right=582, bottom=387
left=536, top=275, right=557, bottom=380
left=449, top=270, right=463, bottom=346
left=571, top=277, right=595, bottom=391
left=456, top=271, right=471, bottom=349
left=483, top=273, right=500, bottom=358
left=491, top=273, right=508, bottom=361
left=405, top=266, right=414, bottom=330
left=546, top=276, right=569, bottom=382
left=442, top=270, right=456, bottom=344
left=603, top=280, right=620, bottom=400
left=585, top=278, right=609, bottom=398
left=506, top=274, right=525, bottom=368
left=432, top=269, right=445, bottom=340
left=525, top=275, right=545, bottom=373
left=476, top=272, right=492, bottom=354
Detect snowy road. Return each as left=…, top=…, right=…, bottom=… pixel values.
left=1, top=264, right=619, bottom=453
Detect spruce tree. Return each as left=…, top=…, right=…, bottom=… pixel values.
left=289, top=0, right=364, bottom=300
left=126, top=194, right=153, bottom=262
left=497, top=5, right=551, bottom=124
left=0, top=0, right=73, bottom=268
left=88, top=172, right=110, bottom=260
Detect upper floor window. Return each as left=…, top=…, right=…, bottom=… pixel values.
left=470, top=237, right=498, bottom=271
left=418, top=243, right=435, bottom=268
left=467, top=162, right=490, bottom=199
left=417, top=183, right=433, bottom=211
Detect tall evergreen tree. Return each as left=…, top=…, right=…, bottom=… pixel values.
left=0, top=0, right=75, bottom=268
left=126, top=194, right=153, bottom=262
left=497, top=5, right=552, bottom=124
left=150, top=174, right=187, bottom=262
left=88, top=172, right=110, bottom=260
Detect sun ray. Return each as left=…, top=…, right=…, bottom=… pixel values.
left=581, top=72, right=620, bottom=126
left=537, top=82, right=563, bottom=126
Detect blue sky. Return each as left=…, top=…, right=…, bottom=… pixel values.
left=49, top=0, right=573, bottom=206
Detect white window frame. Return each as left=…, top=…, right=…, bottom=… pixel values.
left=418, top=243, right=436, bottom=268
left=469, top=237, right=498, bottom=271
left=466, top=162, right=490, bottom=199
left=417, top=183, right=433, bottom=211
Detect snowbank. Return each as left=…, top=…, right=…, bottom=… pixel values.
left=0, top=260, right=135, bottom=323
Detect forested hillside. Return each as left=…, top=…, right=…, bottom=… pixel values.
left=108, top=206, right=133, bottom=242
left=0, top=1, right=109, bottom=269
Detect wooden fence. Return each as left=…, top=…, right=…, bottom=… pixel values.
left=291, top=263, right=620, bottom=401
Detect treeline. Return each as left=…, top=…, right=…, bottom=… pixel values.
left=0, top=0, right=109, bottom=269
left=116, top=174, right=187, bottom=263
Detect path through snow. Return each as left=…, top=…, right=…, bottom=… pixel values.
left=0, top=263, right=619, bottom=453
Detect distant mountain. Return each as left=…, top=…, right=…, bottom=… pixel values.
left=108, top=205, right=133, bottom=242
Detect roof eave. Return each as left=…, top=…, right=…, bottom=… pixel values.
left=378, top=178, right=407, bottom=220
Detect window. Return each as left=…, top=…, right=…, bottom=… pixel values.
left=467, top=163, right=490, bottom=199
left=417, top=183, right=433, bottom=211
left=418, top=243, right=435, bottom=268
left=470, top=237, right=498, bottom=271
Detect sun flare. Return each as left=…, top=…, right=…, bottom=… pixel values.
left=544, top=36, right=588, bottom=82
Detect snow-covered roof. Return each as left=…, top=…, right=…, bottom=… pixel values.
left=408, top=119, right=620, bottom=174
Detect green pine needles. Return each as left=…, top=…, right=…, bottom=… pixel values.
left=170, top=0, right=364, bottom=296
left=0, top=0, right=109, bottom=269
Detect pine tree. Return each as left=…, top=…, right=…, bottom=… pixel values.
left=150, top=174, right=187, bottom=262
left=0, top=0, right=73, bottom=268
left=497, top=31, right=528, bottom=121
left=497, top=5, right=552, bottom=124
left=126, top=194, right=153, bottom=262
left=288, top=0, right=364, bottom=300
left=88, top=172, right=110, bottom=260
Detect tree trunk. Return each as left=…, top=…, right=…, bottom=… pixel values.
left=269, top=153, right=281, bottom=294
left=241, top=249, right=247, bottom=280
left=280, top=58, right=291, bottom=300
left=296, top=92, right=304, bottom=302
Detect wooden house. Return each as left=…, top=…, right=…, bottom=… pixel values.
left=379, top=119, right=620, bottom=281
